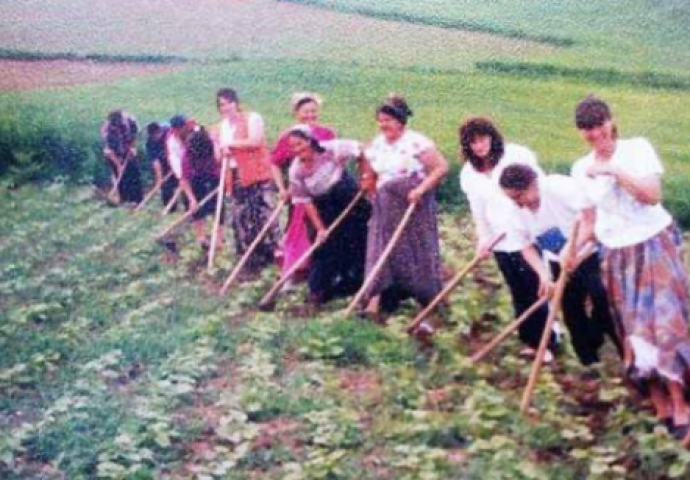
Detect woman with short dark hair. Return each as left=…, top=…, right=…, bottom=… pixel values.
left=214, top=88, right=280, bottom=274
left=498, top=163, right=622, bottom=366
left=572, top=95, right=690, bottom=438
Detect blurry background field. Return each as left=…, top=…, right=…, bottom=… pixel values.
left=1, top=0, right=689, bottom=221
left=2, top=1, right=690, bottom=479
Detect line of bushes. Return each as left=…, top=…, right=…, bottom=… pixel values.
left=0, top=48, right=189, bottom=65
left=476, top=61, right=690, bottom=91
left=0, top=116, right=124, bottom=188
left=279, top=0, right=575, bottom=47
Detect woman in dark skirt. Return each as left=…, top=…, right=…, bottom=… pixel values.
left=102, top=110, right=143, bottom=204
left=287, top=128, right=370, bottom=305
left=361, top=95, right=449, bottom=332
left=146, top=121, right=178, bottom=210
left=179, top=126, right=224, bottom=250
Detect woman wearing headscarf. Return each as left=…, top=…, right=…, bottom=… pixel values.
left=360, top=95, right=448, bottom=329
left=102, top=109, right=143, bottom=205
left=286, top=127, right=370, bottom=304
left=271, top=93, right=337, bottom=286
left=572, top=95, right=690, bottom=439
left=179, top=125, right=224, bottom=250
left=214, top=88, right=280, bottom=274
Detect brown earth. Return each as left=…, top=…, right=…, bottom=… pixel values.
left=0, top=59, right=180, bottom=92
left=0, top=0, right=556, bottom=73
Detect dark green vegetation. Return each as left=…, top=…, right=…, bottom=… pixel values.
left=2, top=186, right=690, bottom=479
left=0, top=48, right=190, bottom=65
left=2, top=1, right=690, bottom=478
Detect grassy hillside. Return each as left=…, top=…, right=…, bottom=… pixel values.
left=2, top=58, right=690, bottom=222
left=281, top=0, right=690, bottom=74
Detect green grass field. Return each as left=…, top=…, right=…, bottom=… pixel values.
left=2, top=1, right=690, bottom=479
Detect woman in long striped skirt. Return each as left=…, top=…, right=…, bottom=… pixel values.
left=572, top=95, right=690, bottom=440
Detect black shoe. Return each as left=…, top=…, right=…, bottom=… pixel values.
left=157, top=238, right=178, bottom=254
left=625, top=365, right=650, bottom=396
left=258, top=299, right=276, bottom=312
left=672, top=424, right=690, bottom=440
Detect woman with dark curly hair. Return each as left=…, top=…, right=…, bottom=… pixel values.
left=458, top=116, right=556, bottom=362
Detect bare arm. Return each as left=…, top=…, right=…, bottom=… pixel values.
left=179, top=179, right=198, bottom=211
left=408, top=147, right=449, bottom=204
left=356, top=154, right=377, bottom=197
left=304, top=201, right=327, bottom=244
left=271, top=164, right=289, bottom=199
left=562, top=207, right=597, bottom=272
left=522, top=244, right=554, bottom=298
left=104, top=149, right=124, bottom=174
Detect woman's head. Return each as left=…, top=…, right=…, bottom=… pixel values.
left=376, top=95, right=413, bottom=141
left=291, top=92, right=322, bottom=125
left=499, top=163, right=540, bottom=211
left=574, top=95, right=617, bottom=152
left=186, top=126, right=215, bottom=163
left=458, top=117, right=504, bottom=172
left=146, top=122, right=165, bottom=142
left=107, top=110, right=124, bottom=127
left=217, top=88, right=240, bottom=119
left=288, top=127, right=325, bottom=158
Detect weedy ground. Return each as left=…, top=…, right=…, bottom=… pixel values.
left=2, top=185, right=690, bottom=480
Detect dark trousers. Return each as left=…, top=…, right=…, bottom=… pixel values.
left=494, top=250, right=554, bottom=351
left=551, top=253, right=624, bottom=365
left=160, top=172, right=179, bottom=212
left=310, top=173, right=370, bottom=303
left=109, top=158, right=143, bottom=203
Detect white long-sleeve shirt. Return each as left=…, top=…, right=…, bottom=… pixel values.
left=459, top=143, right=543, bottom=252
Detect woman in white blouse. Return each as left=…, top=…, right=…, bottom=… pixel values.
left=459, top=117, right=556, bottom=361
left=286, top=127, right=371, bottom=305
left=572, top=95, right=690, bottom=439
left=361, top=95, right=448, bottom=334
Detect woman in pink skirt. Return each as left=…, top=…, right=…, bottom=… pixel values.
left=271, top=93, right=337, bottom=287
